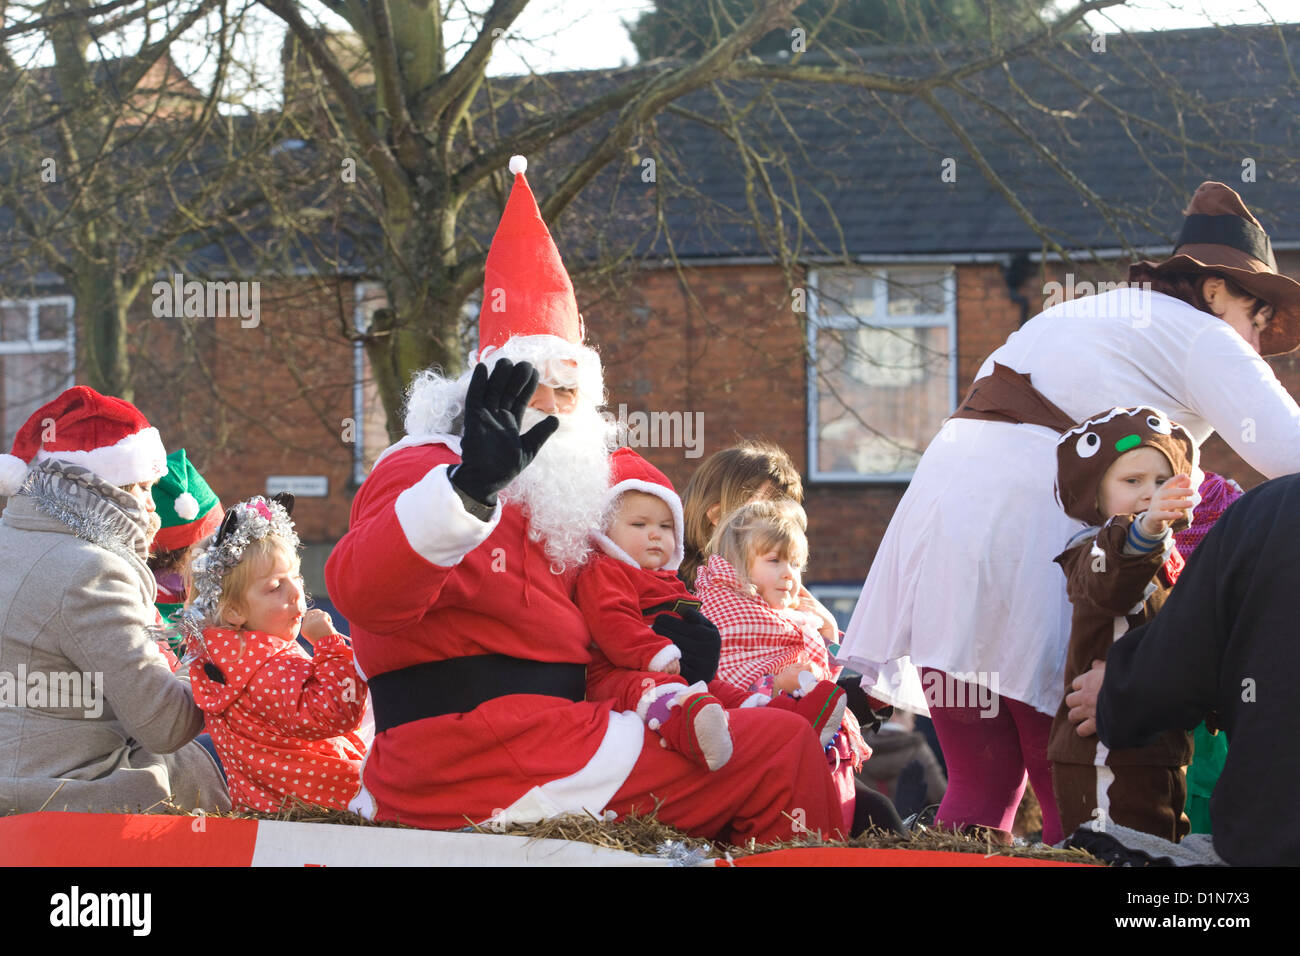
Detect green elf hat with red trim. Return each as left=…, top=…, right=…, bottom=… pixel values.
left=151, top=448, right=223, bottom=554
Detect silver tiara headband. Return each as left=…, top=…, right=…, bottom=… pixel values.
left=180, top=493, right=299, bottom=638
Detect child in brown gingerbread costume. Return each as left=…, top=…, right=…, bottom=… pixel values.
left=1049, top=406, right=1200, bottom=842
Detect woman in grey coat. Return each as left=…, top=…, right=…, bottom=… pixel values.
left=0, top=386, right=229, bottom=814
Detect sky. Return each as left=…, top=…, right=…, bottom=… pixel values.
left=468, top=0, right=1299, bottom=75
left=6, top=0, right=1298, bottom=94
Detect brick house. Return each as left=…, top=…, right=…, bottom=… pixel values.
left=6, top=25, right=1300, bottom=626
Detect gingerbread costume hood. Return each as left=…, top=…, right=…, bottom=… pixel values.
left=1056, top=406, right=1201, bottom=528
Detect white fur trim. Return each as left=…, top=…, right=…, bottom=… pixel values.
left=0, top=454, right=29, bottom=497
left=394, top=464, right=501, bottom=566
left=1058, top=406, right=1199, bottom=465
left=741, top=693, right=770, bottom=708
left=348, top=781, right=378, bottom=820
left=647, top=644, right=682, bottom=673
left=602, top=477, right=685, bottom=571
left=483, top=710, right=644, bottom=827
left=32, top=426, right=166, bottom=489
left=373, top=433, right=463, bottom=470
left=471, top=335, right=604, bottom=405
left=591, top=531, right=640, bottom=568
left=636, top=680, right=687, bottom=721
left=173, top=492, right=199, bottom=521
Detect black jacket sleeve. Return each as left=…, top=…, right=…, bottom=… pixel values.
left=1095, top=506, right=1229, bottom=749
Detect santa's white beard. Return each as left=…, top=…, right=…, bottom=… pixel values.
left=503, top=404, right=614, bottom=572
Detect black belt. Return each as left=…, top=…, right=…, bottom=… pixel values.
left=367, top=654, right=586, bottom=734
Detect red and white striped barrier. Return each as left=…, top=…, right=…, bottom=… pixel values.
left=0, top=812, right=1092, bottom=867
left=0, top=812, right=681, bottom=867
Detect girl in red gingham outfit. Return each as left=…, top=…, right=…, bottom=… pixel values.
left=183, top=495, right=367, bottom=813
left=697, top=500, right=869, bottom=832
left=578, top=449, right=852, bottom=772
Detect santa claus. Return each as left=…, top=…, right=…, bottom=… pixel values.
left=325, top=156, right=842, bottom=842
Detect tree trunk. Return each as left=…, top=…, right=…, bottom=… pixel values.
left=367, top=201, right=465, bottom=442
left=73, top=266, right=132, bottom=401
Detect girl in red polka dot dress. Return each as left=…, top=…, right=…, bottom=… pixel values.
left=182, top=494, right=367, bottom=813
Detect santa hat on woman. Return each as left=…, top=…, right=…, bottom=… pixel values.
left=593, top=448, right=686, bottom=571
left=0, top=385, right=167, bottom=497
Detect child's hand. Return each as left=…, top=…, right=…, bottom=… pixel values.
left=797, top=585, right=838, bottom=642
left=1139, top=474, right=1196, bottom=537
left=665, top=659, right=681, bottom=676
left=299, top=609, right=337, bottom=645
left=775, top=663, right=808, bottom=695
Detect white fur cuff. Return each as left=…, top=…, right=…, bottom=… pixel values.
left=646, top=644, right=682, bottom=673
left=394, top=464, right=501, bottom=567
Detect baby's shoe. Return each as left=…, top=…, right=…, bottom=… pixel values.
left=650, top=682, right=733, bottom=771
left=764, top=675, right=848, bottom=748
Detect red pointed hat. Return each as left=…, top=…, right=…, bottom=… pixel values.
left=480, top=155, right=584, bottom=354
left=0, top=385, right=167, bottom=496
left=594, top=447, right=686, bottom=570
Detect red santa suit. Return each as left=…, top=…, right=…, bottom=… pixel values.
left=189, top=627, right=367, bottom=812
left=580, top=555, right=756, bottom=714
left=326, top=441, right=841, bottom=840
left=698, top=553, right=870, bottom=832
left=324, top=154, right=842, bottom=842
left=578, top=448, right=757, bottom=716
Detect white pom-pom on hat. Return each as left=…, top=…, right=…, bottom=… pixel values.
left=508, top=155, right=527, bottom=175
left=0, top=453, right=29, bottom=497
left=174, top=491, right=200, bottom=521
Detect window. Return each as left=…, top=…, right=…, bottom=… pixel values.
left=808, top=267, right=956, bottom=481
left=352, top=283, right=395, bottom=484
left=0, top=296, right=75, bottom=452
left=350, top=282, right=482, bottom=483
left=806, top=584, right=864, bottom=632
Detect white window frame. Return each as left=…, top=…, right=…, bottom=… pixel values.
left=352, top=282, right=388, bottom=485
left=805, top=583, right=864, bottom=632
left=0, top=295, right=76, bottom=447
left=807, top=266, right=957, bottom=483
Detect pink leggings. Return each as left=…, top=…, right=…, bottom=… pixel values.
left=921, top=668, right=1063, bottom=845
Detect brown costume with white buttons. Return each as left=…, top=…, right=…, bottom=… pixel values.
left=1049, top=406, right=1200, bottom=841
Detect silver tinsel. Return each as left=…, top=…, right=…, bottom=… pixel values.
left=656, top=840, right=712, bottom=867
left=20, top=462, right=149, bottom=566
left=180, top=496, right=299, bottom=649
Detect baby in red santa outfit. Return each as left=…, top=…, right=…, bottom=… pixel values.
left=577, top=448, right=849, bottom=772
left=182, top=494, right=368, bottom=813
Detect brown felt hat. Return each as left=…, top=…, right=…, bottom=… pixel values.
left=1130, top=181, right=1300, bottom=356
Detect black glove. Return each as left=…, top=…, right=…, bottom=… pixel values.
left=652, top=608, right=721, bottom=685
left=451, top=360, right=560, bottom=507
left=836, top=674, right=892, bottom=734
